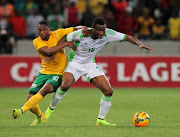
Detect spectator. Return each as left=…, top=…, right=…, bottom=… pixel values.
left=112, top=0, right=129, bottom=19
left=36, top=0, right=63, bottom=20
left=152, top=18, right=166, bottom=39
left=36, top=0, right=49, bottom=20
left=152, top=0, right=166, bottom=25
left=76, top=0, right=87, bottom=13
left=168, top=10, right=180, bottom=40
left=0, top=17, right=15, bottom=54
left=90, top=0, right=108, bottom=16
left=133, top=0, right=143, bottom=17
left=64, top=0, right=81, bottom=27
left=26, top=8, right=43, bottom=39
left=47, top=8, right=64, bottom=30
left=137, top=8, right=154, bottom=40
left=11, top=9, right=26, bottom=40
left=80, top=4, right=95, bottom=27
left=0, top=0, right=14, bottom=21
left=112, top=0, right=128, bottom=13
left=18, top=0, right=38, bottom=18
left=117, top=6, right=137, bottom=36
left=100, top=4, right=116, bottom=30
left=49, top=0, right=62, bottom=14
left=161, top=0, right=173, bottom=24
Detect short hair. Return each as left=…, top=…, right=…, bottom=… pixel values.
left=38, top=20, right=50, bottom=28
left=92, top=17, right=106, bottom=27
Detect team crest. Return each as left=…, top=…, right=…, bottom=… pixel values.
left=31, top=84, right=37, bottom=88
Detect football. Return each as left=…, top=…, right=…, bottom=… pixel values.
left=133, top=112, right=150, bottom=127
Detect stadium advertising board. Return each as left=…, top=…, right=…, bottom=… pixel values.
left=0, top=56, right=180, bottom=87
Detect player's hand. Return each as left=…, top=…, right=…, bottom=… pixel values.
left=74, top=26, right=89, bottom=37
left=82, top=26, right=89, bottom=37
left=139, top=45, right=152, bottom=51
left=67, top=41, right=77, bottom=51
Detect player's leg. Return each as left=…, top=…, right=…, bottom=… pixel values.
left=26, top=94, right=42, bottom=121
left=91, top=75, right=116, bottom=126
left=84, top=63, right=115, bottom=126
left=42, top=62, right=81, bottom=123
left=22, top=73, right=65, bottom=114
left=12, top=93, right=42, bottom=125
left=27, top=84, right=54, bottom=126
left=21, top=83, right=54, bottom=113
left=12, top=73, right=51, bottom=119
left=41, top=72, right=75, bottom=123
left=29, top=74, right=62, bottom=124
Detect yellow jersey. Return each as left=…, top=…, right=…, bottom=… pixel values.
left=33, top=27, right=73, bottom=75
left=137, top=16, right=154, bottom=35
left=168, top=17, right=180, bottom=39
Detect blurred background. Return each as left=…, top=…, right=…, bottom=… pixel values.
left=0, top=0, right=179, bottom=55
left=0, top=0, right=180, bottom=88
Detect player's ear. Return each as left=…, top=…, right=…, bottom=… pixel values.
left=48, top=27, right=51, bottom=31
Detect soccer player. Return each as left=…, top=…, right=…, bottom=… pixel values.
left=42, top=17, right=152, bottom=126
left=12, top=20, right=88, bottom=126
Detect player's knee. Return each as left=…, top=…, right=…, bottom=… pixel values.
left=104, top=88, right=113, bottom=96
left=61, top=85, right=70, bottom=92
left=39, top=86, right=53, bottom=97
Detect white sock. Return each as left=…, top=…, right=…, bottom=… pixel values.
left=49, top=88, right=65, bottom=110
left=98, top=94, right=112, bottom=119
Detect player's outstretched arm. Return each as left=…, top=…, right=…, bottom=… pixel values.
left=124, top=35, right=152, bottom=51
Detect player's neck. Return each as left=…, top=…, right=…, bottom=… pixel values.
left=42, top=34, right=50, bottom=41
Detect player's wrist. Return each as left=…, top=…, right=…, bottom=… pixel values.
left=138, top=44, right=143, bottom=48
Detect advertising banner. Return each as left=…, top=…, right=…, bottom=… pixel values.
left=1, top=56, right=180, bottom=88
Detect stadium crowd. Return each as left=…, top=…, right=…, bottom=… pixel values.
left=0, top=0, right=180, bottom=54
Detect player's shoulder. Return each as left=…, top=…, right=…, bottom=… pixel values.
left=105, top=28, right=117, bottom=36
left=72, top=29, right=83, bottom=37
left=53, top=27, right=73, bottom=32
left=33, top=37, right=44, bottom=45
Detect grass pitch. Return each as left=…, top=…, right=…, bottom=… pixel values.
left=0, top=88, right=180, bottom=137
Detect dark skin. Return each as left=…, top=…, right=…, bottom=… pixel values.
left=59, top=24, right=152, bottom=97
left=26, top=25, right=88, bottom=105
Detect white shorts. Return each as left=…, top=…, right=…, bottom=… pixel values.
left=65, top=61, right=105, bottom=82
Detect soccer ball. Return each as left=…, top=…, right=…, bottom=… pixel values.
left=133, top=112, right=150, bottom=127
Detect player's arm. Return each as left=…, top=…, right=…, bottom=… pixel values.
left=56, top=30, right=82, bottom=52
left=38, top=40, right=73, bottom=56
left=73, top=26, right=88, bottom=37
left=56, top=36, right=77, bottom=51
left=124, top=35, right=152, bottom=51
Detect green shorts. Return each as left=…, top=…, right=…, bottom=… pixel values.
left=29, top=72, right=62, bottom=95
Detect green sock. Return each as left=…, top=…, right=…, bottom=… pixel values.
left=45, top=107, right=54, bottom=119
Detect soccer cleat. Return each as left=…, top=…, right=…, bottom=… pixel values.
left=96, top=119, right=116, bottom=126
left=12, top=109, right=23, bottom=119
left=30, top=115, right=42, bottom=126
left=41, top=107, right=54, bottom=124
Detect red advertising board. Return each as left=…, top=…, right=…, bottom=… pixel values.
left=1, top=56, right=180, bottom=88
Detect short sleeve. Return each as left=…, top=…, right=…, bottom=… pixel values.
left=33, top=38, right=46, bottom=51
left=56, top=27, right=73, bottom=39
left=66, top=30, right=82, bottom=42
left=106, top=28, right=126, bottom=42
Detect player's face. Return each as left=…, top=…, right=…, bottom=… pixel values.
left=92, top=24, right=106, bottom=39
left=38, top=24, right=51, bottom=40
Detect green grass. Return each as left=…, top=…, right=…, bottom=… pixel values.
left=0, top=88, right=180, bottom=137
